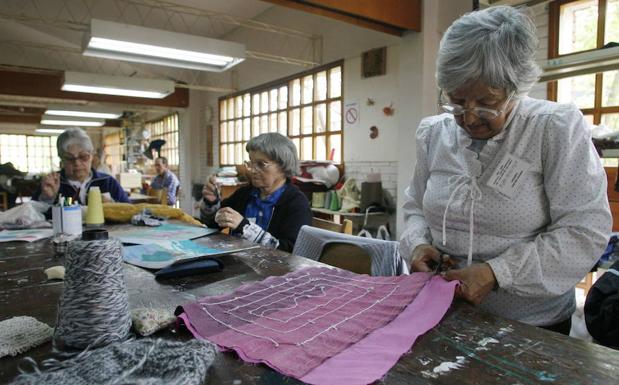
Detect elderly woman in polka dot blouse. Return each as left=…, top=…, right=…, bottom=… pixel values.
left=400, top=6, right=612, bottom=335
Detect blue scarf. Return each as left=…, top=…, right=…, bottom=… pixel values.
left=244, top=184, right=287, bottom=230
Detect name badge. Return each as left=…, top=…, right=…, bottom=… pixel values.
left=486, top=153, right=531, bottom=198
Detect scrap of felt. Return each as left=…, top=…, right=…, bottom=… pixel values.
left=178, top=267, right=458, bottom=385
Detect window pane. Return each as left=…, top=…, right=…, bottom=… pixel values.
left=602, top=113, right=619, bottom=133
left=329, top=101, right=342, bottom=131
left=220, top=122, right=227, bottom=142
left=278, top=86, right=288, bottom=109
left=227, top=144, right=234, bottom=165
left=252, top=94, right=260, bottom=115
left=220, top=145, right=227, bottom=165
left=235, top=120, right=242, bottom=140
left=243, top=94, right=251, bottom=117
left=290, top=108, right=300, bottom=136
left=302, top=75, right=313, bottom=104
left=315, top=71, right=327, bottom=101
left=329, top=67, right=342, bottom=98
left=269, top=113, right=278, bottom=133
left=243, top=118, right=251, bottom=141
left=270, top=89, right=278, bottom=112
left=315, top=135, right=326, bottom=160
left=292, top=138, right=300, bottom=158
left=260, top=115, right=268, bottom=134
left=261, top=91, right=269, bottom=113
left=301, top=106, right=313, bottom=135
left=606, top=0, right=619, bottom=45
left=584, top=114, right=594, bottom=125
left=252, top=117, right=260, bottom=137
left=278, top=112, right=287, bottom=136
left=559, top=0, right=598, bottom=55
left=314, top=103, right=327, bottom=133
left=602, top=70, right=619, bottom=107
left=291, top=79, right=301, bottom=106
left=235, top=143, right=243, bottom=165
left=227, top=98, right=235, bottom=120
left=235, top=96, right=243, bottom=117
left=329, top=134, right=342, bottom=163
left=227, top=122, right=234, bottom=142
left=220, top=100, right=226, bottom=121
left=301, top=137, right=312, bottom=160
left=557, top=73, right=595, bottom=109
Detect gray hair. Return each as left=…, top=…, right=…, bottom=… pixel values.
left=56, top=127, right=94, bottom=158
left=437, top=6, right=541, bottom=98
left=246, top=133, right=299, bottom=177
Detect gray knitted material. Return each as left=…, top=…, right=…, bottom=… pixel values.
left=11, top=339, right=217, bottom=385
left=292, top=225, right=408, bottom=276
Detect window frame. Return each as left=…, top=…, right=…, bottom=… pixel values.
left=146, top=113, right=180, bottom=171
left=218, top=60, right=344, bottom=166
left=547, top=0, right=619, bottom=124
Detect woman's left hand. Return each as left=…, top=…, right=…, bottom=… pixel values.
left=442, top=263, right=497, bottom=305
left=214, top=207, right=244, bottom=230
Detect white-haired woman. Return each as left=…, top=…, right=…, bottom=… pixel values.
left=33, top=127, right=129, bottom=205
left=201, top=133, right=311, bottom=252
left=400, top=6, right=611, bottom=335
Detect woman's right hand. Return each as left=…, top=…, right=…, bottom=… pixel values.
left=40, top=172, right=60, bottom=200
left=410, top=244, right=443, bottom=272
left=202, top=175, right=220, bottom=203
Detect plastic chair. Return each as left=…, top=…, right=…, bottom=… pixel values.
left=292, top=225, right=408, bottom=276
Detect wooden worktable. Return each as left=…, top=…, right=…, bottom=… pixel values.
left=1, top=228, right=618, bottom=384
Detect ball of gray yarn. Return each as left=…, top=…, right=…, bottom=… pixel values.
left=54, top=237, right=131, bottom=349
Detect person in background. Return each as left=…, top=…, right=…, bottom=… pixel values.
left=33, top=127, right=129, bottom=205
left=150, top=157, right=180, bottom=206
left=92, top=150, right=111, bottom=175
left=200, top=133, right=311, bottom=252
left=400, top=6, right=611, bottom=335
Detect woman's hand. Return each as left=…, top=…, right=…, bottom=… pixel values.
left=202, top=175, right=219, bottom=203
left=40, top=172, right=60, bottom=200
left=443, top=263, right=497, bottom=305
left=410, top=244, right=443, bottom=272
left=214, top=207, right=244, bottom=230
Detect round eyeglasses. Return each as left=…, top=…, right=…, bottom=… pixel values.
left=438, top=90, right=515, bottom=120
left=62, top=153, right=92, bottom=163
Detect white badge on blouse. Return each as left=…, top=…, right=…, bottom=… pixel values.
left=486, top=153, right=531, bottom=198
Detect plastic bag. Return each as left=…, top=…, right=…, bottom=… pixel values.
left=0, top=201, right=50, bottom=228
left=338, top=178, right=360, bottom=213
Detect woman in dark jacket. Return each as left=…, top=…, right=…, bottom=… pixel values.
left=200, top=133, right=311, bottom=252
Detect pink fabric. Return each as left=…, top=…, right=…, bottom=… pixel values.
left=179, top=267, right=457, bottom=384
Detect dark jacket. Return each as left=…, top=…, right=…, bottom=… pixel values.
left=585, top=259, right=619, bottom=349
left=202, top=181, right=312, bottom=252
left=33, top=169, right=130, bottom=205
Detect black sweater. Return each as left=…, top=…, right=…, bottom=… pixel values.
left=201, top=181, right=312, bottom=252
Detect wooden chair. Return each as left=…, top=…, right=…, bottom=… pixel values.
left=576, top=272, right=595, bottom=296
left=311, top=217, right=353, bottom=234
left=0, top=191, right=8, bottom=211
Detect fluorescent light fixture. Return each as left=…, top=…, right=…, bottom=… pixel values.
left=41, top=115, right=105, bottom=127
left=539, top=45, right=619, bottom=82
left=83, top=19, right=245, bottom=72
left=62, top=71, right=175, bottom=99
left=45, top=105, right=122, bottom=119
left=36, top=128, right=65, bottom=135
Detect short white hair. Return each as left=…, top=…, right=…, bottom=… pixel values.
left=56, top=127, right=94, bottom=158
left=436, top=6, right=541, bottom=98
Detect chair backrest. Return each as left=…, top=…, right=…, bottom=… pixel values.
left=148, top=187, right=168, bottom=205
left=319, top=243, right=371, bottom=275
left=311, top=217, right=353, bottom=234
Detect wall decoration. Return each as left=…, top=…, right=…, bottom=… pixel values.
left=362, top=47, right=387, bottom=78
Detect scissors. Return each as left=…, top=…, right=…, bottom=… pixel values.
left=433, top=253, right=450, bottom=275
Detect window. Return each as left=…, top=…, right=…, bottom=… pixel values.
left=219, top=62, right=343, bottom=166
left=146, top=113, right=180, bottom=168
left=103, top=130, right=125, bottom=175
left=0, top=134, right=59, bottom=174
left=549, top=0, right=619, bottom=130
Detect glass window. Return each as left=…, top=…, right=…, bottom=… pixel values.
left=218, top=63, right=343, bottom=165
left=0, top=134, right=59, bottom=174
left=602, top=70, right=619, bottom=107
left=559, top=0, right=598, bottom=55
left=146, top=113, right=179, bottom=168
left=605, top=0, right=619, bottom=45
left=557, top=73, right=596, bottom=108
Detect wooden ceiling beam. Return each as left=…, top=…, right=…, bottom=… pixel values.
left=0, top=68, right=189, bottom=108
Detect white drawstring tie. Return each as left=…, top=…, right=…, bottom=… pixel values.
left=442, top=175, right=483, bottom=266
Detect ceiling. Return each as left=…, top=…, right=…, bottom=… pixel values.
left=0, top=0, right=310, bottom=128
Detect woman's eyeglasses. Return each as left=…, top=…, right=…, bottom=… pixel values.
left=438, top=90, right=515, bottom=120
left=62, top=153, right=92, bottom=163
left=244, top=160, right=273, bottom=171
